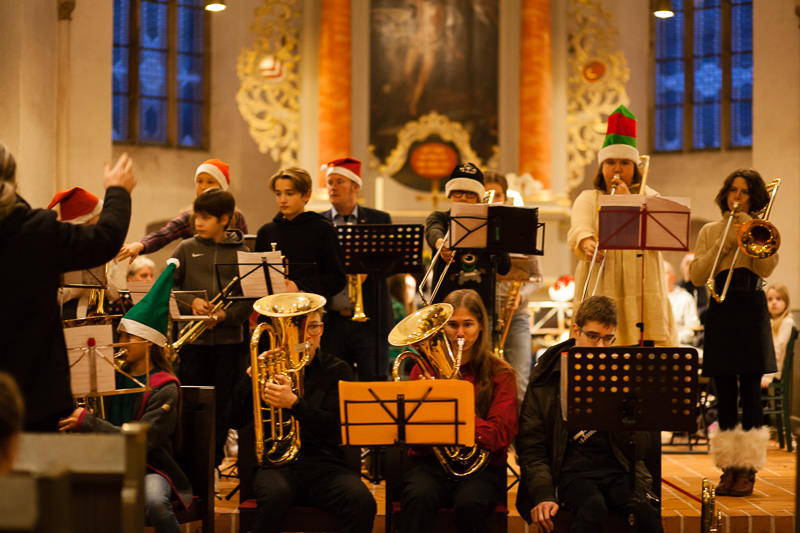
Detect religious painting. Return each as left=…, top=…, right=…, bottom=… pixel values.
left=370, top=0, right=499, bottom=192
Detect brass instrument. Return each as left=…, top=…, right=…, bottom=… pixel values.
left=706, top=178, right=781, bottom=303
left=169, top=276, right=240, bottom=361
left=389, top=303, right=490, bottom=478
left=250, top=292, right=326, bottom=467
left=494, top=281, right=522, bottom=359
left=700, top=478, right=721, bottom=532
left=347, top=275, right=369, bottom=322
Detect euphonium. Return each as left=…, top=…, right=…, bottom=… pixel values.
left=169, top=276, right=240, bottom=361
left=347, top=275, right=369, bottom=322
left=250, top=292, right=326, bottom=467
left=389, top=303, right=490, bottom=478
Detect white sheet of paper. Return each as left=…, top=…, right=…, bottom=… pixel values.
left=126, top=281, right=154, bottom=305
left=449, top=203, right=488, bottom=249
left=237, top=251, right=286, bottom=297
left=63, top=324, right=117, bottom=395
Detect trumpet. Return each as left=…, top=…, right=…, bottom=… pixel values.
left=169, top=276, right=240, bottom=361
left=706, top=178, right=781, bottom=303
left=250, top=292, right=326, bottom=467
left=347, top=275, right=369, bottom=322
left=390, top=304, right=490, bottom=478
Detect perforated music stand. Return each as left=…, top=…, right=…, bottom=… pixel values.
left=597, top=196, right=690, bottom=344
left=335, top=224, right=425, bottom=381
left=562, top=346, right=699, bottom=531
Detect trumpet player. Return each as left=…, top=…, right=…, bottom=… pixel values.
left=171, top=189, right=252, bottom=468
left=228, top=308, right=377, bottom=533
left=320, top=157, right=394, bottom=381
left=689, top=169, right=777, bottom=497
left=567, top=105, right=675, bottom=347
left=401, top=289, right=518, bottom=533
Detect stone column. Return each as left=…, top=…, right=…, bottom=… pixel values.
left=57, top=0, right=76, bottom=192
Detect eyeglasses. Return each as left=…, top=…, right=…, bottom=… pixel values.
left=307, top=324, right=323, bottom=335
left=450, top=191, right=478, bottom=200
left=577, top=325, right=616, bottom=345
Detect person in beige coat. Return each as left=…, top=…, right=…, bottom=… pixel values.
left=567, top=105, right=676, bottom=347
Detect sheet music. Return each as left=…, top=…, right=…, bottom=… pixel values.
left=126, top=281, right=154, bottom=305
left=237, top=251, right=286, bottom=297
left=63, top=324, right=117, bottom=395
left=450, top=203, right=488, bottom=249
left=61, top=264, right=106, bottom=288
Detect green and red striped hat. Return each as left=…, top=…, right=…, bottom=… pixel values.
left=598, top=105, right=639, bottom=164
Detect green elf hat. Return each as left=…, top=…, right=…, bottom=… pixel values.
left=598, top=104, right=639, bottom=164
left=118, top=258, right=179, bottom=346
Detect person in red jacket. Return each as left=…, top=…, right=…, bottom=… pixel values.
left=401, top=288, right=518, bottom=533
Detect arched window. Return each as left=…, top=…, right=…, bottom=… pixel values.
left=113, top=0, right=208, bottom=148
left=654, top=0, right=752, bottom=151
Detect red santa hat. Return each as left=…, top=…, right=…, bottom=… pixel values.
left=321, top=157, right=362, bottom=187
left=195, top=158, right=230, bottom=190
left=47, top=187, right=103, bottom=224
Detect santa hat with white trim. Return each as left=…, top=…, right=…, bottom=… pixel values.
left=47, top=187, right=103, bottom=224
left=195, top=158, right=230, bottom=190
left=118, top=258, right=179, bottom=346
left=445, top=162, right=484, bottom=199
left=321, top=157, right=362, bottom=187
left=597, top=104, right=640, bottom=164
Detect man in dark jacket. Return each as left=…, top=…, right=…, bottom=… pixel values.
left=0, top=143, right=135, bottom=431
left=515, top=296, right=663, bottom=533
left=319, top=157, right=394, bottom=380
left=228, top=308, right=377, bottom=533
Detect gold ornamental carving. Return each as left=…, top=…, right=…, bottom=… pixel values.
left=236, top=0, right=302, bottom=166
left=566, top=0, right=630, bottom=192
left=369, top=111, right=497, bottom=177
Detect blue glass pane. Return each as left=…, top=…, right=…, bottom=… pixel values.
left=178, top=55, right=204, bottom=101
left=731, top=100, right=752, bottom=147
left=113, top=0, right=130, bottom=46
left=140, top=1, right=168, bottom=50
left=656, top=107, right=683, bottom=151
left=693, top=57, right=722, bottom=103
left=656, top=61, right=684, bottom=106
left=113, top=46, right=129, bottom=94
left=178, top=0, right=201, bottom=6
left=730, top=3, right=752, bottom=53
left=693, top=103, right=720, bottom=148
left=112, top=95, right=129, bottom=142
left=656, top=9, right=683, bottom=60
left=139, top=49, right=167, bottom=97
left=178, top=102, right=203, bottom=147
left=731, top=52, right=752, bottom=100
left=139, top=98, right=167, bottom=143
left=694, top=3, right=721, bottom=57
left=178, top=6, right=203, bottom=53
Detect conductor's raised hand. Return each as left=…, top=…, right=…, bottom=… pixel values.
left=103, top=153, right=136, bottom=193
left=532, top=501, right=560, bottom=532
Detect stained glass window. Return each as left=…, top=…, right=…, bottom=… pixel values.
left=113, top=0, right=206, bottom=147
left=654, top=0, right=752, bottom=151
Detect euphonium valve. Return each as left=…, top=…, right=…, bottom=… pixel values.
left=250, top=292, right=326, bottom=467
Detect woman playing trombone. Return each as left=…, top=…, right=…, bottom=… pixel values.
left=689, top=169, right=777, bottom=497
left=567, top=105, right=675, bottom=347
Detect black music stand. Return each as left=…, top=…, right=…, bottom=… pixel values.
left=335, top=224, right=424, bottom=381
left=563, top=346, right=699, bottom=532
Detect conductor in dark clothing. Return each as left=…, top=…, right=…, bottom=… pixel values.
left=319, top=157, right=394, bottom=380
left=0, top=142, right=136, bottom=431
left=228, top=308, right=377, bottom=533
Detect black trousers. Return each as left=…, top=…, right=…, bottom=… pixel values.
left=179, top=343, right=239, bottom=466
left=557, top=469, right=663, bottom=533
left=713, top=373, right=763, bottom=431
left=321, top=311, right=387, bottom=381
left=251, top=457, right=376, bottom=533
left=401, top=456, right=506, bottom=533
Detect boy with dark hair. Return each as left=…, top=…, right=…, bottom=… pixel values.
left=172, top=188, right=252, bottom=467
left=516, top=295, right=663, bottom=533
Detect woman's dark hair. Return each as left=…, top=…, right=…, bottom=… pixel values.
left=714, top=168, right=770, bottom=215
left=192, top=189, right=236, bottom=228
left=0, top=372, right=24, bottom=463
left=442, top=289, right=516, bottom=417
left=592, top=160, right=643, bottom=192
left=483, top=170, right=508, bottom=196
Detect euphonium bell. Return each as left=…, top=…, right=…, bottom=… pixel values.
left=250, top=292, right=326, bottom=467
left=389, top=303, right=490, bottom=478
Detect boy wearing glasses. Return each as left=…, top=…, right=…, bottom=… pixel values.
left=228, top=308, right=377, bottom=533
left=424, top=163, right=510, bottom=315
left=515, top=296, right=663, bottom=533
